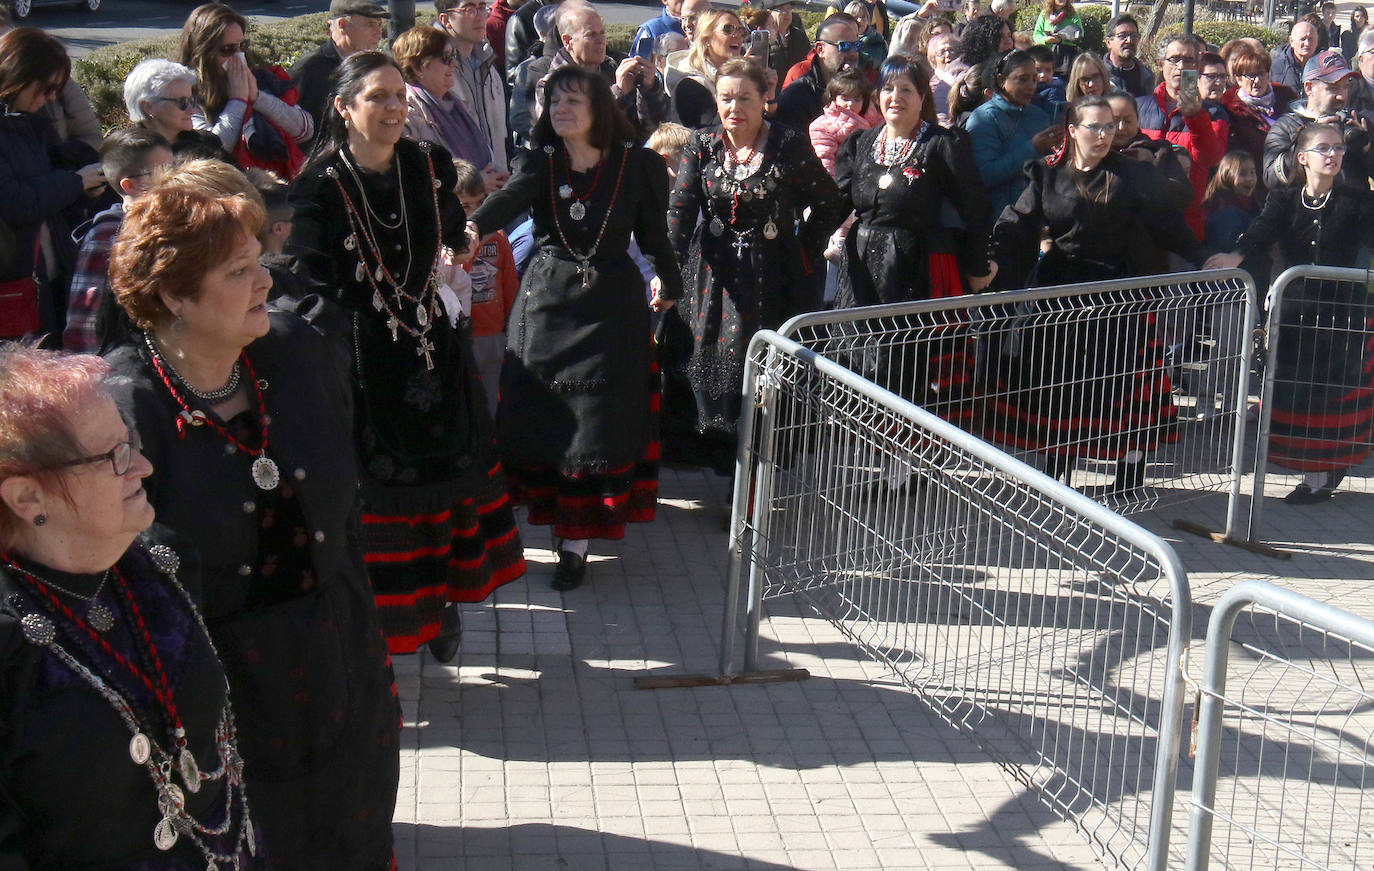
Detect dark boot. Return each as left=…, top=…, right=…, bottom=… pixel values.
left=552, top=548, right=588, bottom=591
left=1109, top=457, right=1147, bottom=495
left=426, top=605, right=462, bottom=663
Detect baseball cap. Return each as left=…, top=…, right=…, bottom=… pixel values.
left=329, top=0, right=387, bottom=18
left=1359, top=29, right=1374, bottom=55
left=1303, top=48, right=1357, bottom=83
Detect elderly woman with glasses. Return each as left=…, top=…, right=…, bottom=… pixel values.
left=392, top=25, right=494, bottom=169
left=179, top=3, right=314, bottom=178
left=1218, top=44, right=1298, bottom=186
left=102, top=159, right=402, bottom=870
left=0, top=347, right=261, bottom=869
left=0, top=27, right=103, bottom=340
left=984, top=94, right=1183, bottom=494
left=124, top=57, right=225, bottom=158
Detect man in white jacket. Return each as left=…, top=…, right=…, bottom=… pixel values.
left=437, top=0, right=512, bottom=186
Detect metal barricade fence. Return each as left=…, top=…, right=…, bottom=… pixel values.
left=778, top=270, right=1258, bottom=541
left=724, top=331, right=1191, bottom=871
left=1185, top=580, right=1374, bottom=871
left=1248, top=265, right=1374, bottom=542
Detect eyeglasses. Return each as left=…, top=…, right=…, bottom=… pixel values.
left=1304, top=143, right=1348, bottom=156
left=718, top=23, right=745, bottom=35
left=53, top=439, right=139, bottom=477
left=436, top=51, right=457, bottom=64
left=1236, top=72, right=1265, bottom=81
left=1199, top=71, right=1226, bottom=79
left=819, top=39, right=859, bottom=52
left=1163, top=54, right=1198, bottom=68
left=448, top=2, right=489, bottom=13
left=1108, top=30, right=1138, bottom=40
left=1078, top=122, right=1116, bottom=138
left=219, top=39, right=249, bottom=56
left=153, top=95, right=197, bottom=110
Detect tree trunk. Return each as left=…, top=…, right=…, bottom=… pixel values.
left=1145, top=0, right=1171, bottom=40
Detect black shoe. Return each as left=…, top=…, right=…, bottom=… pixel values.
left=552, top=550, right=587, bottom=591
left=1284, top=480, right=1338, bottom=505
left=426, top=606, right=462, bottom=663
left=1043, top=454, right=1073, bottom=486
left=1109, top=458, right=1147, bottom=495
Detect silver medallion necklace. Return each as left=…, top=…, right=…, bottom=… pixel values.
left=12, top=566, right=114, bottom=632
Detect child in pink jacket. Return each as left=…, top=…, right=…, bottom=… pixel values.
left=808, top=71, right=876, bottom=176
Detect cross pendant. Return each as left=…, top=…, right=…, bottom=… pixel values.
left=416, top=338, right=435, bottom=370
left=387, top=317, right=400, bottom=341
left=733, top=234, right=748, bottom=257
left=579, top=261, right=592, bottom=289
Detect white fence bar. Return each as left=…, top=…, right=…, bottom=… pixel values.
left=1248, top=265, right=1374, bottom=542
left=725, top=330, right=1192, bottom=871
left=1185, top=580, right=1374, bottom=871
left=777, top=271, right=1258, bottom=542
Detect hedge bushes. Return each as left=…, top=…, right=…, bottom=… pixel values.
left=1193, top=19, right=1282, bottom=49
left=73, top=11, right=634, bottom=130
left=1013, top=3, right=1112, bottom=55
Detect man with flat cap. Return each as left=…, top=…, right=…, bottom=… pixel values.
left=290, top=0, right=388, bottom=129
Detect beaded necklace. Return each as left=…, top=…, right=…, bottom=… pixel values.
left=705, top=129, right=781, bottom=255
left=557, top=146, right=607, bottom=221
left=144, top=334, right=280, bottom=491
left=327, top=143, right=446, bottom=370
left=12, top=564, right=114, bottom=631
left=545, top=142, right=631, bottom=288
left=3, top=545, right=256, bottom=867
left=871, top=123, right=927, bottom=189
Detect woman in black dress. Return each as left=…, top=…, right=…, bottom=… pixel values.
left=666, top=58, right=848, bottom=474
left=1206, top=122, right=1374, bottom=504
left=985, top=94, right=1181, bottom=492
left=103, top=162, right=399, bottom=870
left=834, top=56, right=993, bottom=425
left=465, top=65, right=680, bottom=591
left=0, top=347, right=259, bottom=869
left=287, top=52, right=524, bottom=658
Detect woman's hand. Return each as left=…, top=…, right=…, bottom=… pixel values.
left=649, top=277, right=675, bottom=312
left=1203, top=252, right=1243, bottom=270
left=1044, top=33, right=1062, bottom=44
left=967, top=261, right=998, bottom=292
left=226, top=54, right=254, bottom=103
left=763, top=68, right=779, bottom=103
left=1031, top=126, right=1062, bottom=153
left=78, top=163, right=106, bottom=195
left=917, top=0, right=940, bottom=17
left=480, top=166, right=510, bottom=193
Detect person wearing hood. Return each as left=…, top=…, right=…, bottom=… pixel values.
left=508, top=2, right=559, bottom=146
left=0, top=27, right=103, bottom=340
left=776, top=13, right=861, bottom=131
left=437, top=0, right=511, bottom=180
left=1263, top=48, right=1374, bottom=190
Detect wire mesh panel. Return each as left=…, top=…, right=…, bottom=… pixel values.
left=778, top=271, right=1256, bottom=535
left=731, top=332, right=1191, bottom=871
left=1186, top=581, right=1374, bottom=871
left=1249, top=266, right=1374, bottom=540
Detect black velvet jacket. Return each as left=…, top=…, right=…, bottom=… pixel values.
left=104, top=311, right=400, bottom=871
left=0, top=528, right=260, bottom=871
left=287, top=139, right=491, bottom=510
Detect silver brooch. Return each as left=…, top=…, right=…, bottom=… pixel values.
left=543, top=145, right=555, bottom=155
left=20, top=612, right=54, bottom=646
left=149, top=544, right=180, bottom=575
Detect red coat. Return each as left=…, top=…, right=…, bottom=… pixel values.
left=1136, top=82, right=1230, bottom=240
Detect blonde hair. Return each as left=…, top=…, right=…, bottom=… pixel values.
left=1066, top=50, right=1110, bottom=99
left=687, top=9, right=742, bottom=77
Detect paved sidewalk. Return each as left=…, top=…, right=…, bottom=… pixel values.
left=391, top=461, right=1374, bottom=871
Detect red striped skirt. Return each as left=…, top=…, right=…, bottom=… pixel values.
left=362, top=460, right=526, bottom=654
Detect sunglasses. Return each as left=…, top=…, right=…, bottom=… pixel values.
left=54, top=439, right=139, bottom=477
left=718, top=23, right=746, bottom=35
left=219, top=39, right=249, bottom=56
left=819, top=39, right=859, bottom=52
left=153, top=95, right=197, bottom=110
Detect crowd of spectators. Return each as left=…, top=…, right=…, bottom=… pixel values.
left=4, top=0, right=1374, bottom=867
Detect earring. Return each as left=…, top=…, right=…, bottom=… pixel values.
left=32, top=514, right=46, bottom=527
left=171, top=314, right=186, bottom=334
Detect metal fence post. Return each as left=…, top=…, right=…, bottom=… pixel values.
left=741, top=343, right=782, bottom=674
